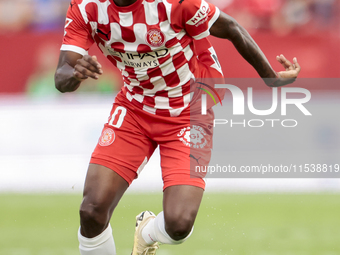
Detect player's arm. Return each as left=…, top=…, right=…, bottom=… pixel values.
left=55, top=1, right=102, bottom=93
left=54, top=51, right=103, bottom=93
left=210, top=12, right=301, bottom=87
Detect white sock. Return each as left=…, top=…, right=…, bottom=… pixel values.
left=78, top=224, right=116, bottom=255
left=142, top=211, right=193, bottom=245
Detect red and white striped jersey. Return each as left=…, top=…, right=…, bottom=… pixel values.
left=61, top=0, right=223, bottom=116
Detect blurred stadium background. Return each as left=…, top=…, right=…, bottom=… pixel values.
left=0, top=0, right=340, bottom=254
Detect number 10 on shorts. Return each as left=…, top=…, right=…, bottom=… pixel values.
left=109, top=106, right=127, bottom=128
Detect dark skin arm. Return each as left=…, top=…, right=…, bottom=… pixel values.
left=55, top=0, right=135, bottom=93
left=54, top=51, right=103, bottom=93
left=210, top=12, right=301, bottom=87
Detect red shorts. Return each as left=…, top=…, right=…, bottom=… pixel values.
left=90, top=92, right=214, bottom=190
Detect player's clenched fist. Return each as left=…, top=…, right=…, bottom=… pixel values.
left=73, top=55, right=103, bottom=81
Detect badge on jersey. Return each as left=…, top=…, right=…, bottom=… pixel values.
left=177, top=126, right=208, bottom=149
left=145, top=29, right=166, bottom=47
left=99, top=128, right=116, bottom=146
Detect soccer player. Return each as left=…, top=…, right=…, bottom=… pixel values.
left=55, top=0, right=301, bottom=254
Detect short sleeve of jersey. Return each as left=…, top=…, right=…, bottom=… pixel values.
left=61, top=3, right=94, bottom=56
left=171, top=0, right=220, bottom=40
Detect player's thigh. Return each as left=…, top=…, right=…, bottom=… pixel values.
left=82, top=163, right=129, bottom=217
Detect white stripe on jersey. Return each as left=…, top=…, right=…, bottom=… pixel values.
left=144, top=1, right=160, bottom=25
left=79, top=0, right=111, bottom=24
left=60, top=45, right=88, bottom=55
left=119, top=12, right=133, bottom=27
left=143, top=104, right=157, bottom=115
left=169, top=93, right=191, bottom=117
left=177, top=63, right=195, bottom=87
left=154, top=96, right=170, bottom=109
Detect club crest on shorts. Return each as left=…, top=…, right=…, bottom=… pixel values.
left=177, top=125, right=207, bottom=149
left=145, top=29, right=165, bottom=47
left=99, top=128, right=115, bottom=146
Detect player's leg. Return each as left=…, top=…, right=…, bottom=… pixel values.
left=132, top=185, right=203, bottom=255
left=163, top=185, right=203, bottom=240
left=78, top=163, right=129, bottom=255
left=135, top=108, right=214, bottom=250
left=79, top=96, right=158, bottom=255
left=141, top=185, right=203, bottom=246
left=158, top=109, right=212, bottom=242
left=80, top=163, right=129, bottom=237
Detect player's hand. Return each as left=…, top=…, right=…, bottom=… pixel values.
left=73, top=55, right=103, bottom=81
left=276, top=54, right=301, bottom=79
left=269, top=54, right=301, bottom=87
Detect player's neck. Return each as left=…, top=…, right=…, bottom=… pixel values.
left=113, top=0, right=138, bottom=7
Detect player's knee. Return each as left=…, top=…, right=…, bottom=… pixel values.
left=165, top=214, right=194, bottom=241
left=79, top=200, right=109, bottom=232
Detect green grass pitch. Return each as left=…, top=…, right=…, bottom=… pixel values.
left=0, top=192, right=340, bottom=255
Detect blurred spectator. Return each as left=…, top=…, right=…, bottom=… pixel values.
left=30, top=0, right=69, bottom=32
left=0, top=0, right=69, bottom=33
left=26, top=43, right=60, bottom=97
left=0, top=0, right=338, bottom=35
left=225, top=0, right=339, bottom=35
left=271, top=0, right=312, bottom=36
left=0, top=0, right=34, bottom=33
left=208, top=0, right=234, bottom=10
left=311, top=0, right=336, bottom=29
left=226, top=0, right=283, bottom=33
